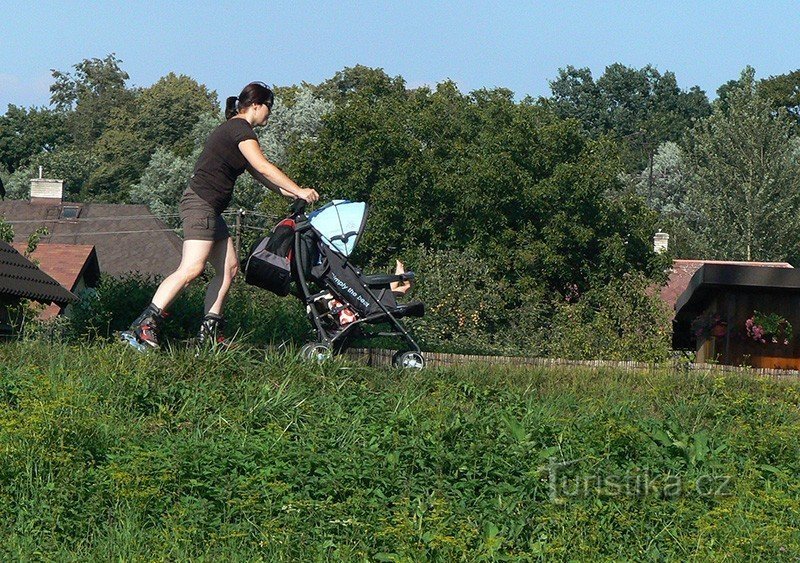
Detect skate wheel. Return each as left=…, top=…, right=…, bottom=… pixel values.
left=300, top=343, right=333, bottom=362
left=119, top=330, right=149, bottom=353
left=392, top=351, right=425, bottom=370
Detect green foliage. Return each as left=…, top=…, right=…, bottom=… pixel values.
left=50, top=53, right=135, bottom=148
left=65, top=274, right=308, bottom=346
left=548, top=64, right=711, bottom=170
left=131, top=72, right=218, bottom=157
left=686, top=67, right=800, bottom=262
left=38, top=56, right=223, bottom=201
left=129, top=146, right=195, bottom=227
left=0, top=105, right=70, bottom=172
left=313, top=64, right=408, bottom=105
left=546, top=272, right=673, bottom=362
left=758, top=68, right=800, bottom=121
left=0, top=215, right=12, bottom=242
left=1, top=343, right=800, bottom=559
left=292, top=76, right=659, bottom=295
left=404, top=246, right=510, bottom=354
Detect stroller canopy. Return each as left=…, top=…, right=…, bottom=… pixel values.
left=307, top=200, right=368, bottom=256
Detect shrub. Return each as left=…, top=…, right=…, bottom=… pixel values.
left=403, top=246, right=511, bottom=354
left=545, top=272, right=672, bottom=361
left=66, top=273, right=309, bottom=346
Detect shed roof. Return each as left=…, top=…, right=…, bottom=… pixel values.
left=661, top=259, right=793, bottom=312
left=0, top=241, right=77, bottom=305
left=674, top=262, right=800, bottom=323
left=0, top=200, right=182, bottom=278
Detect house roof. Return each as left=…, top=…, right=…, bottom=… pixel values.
left=0, top=200, right=183, bottom=278
left=660, top=259, right=793, bottom=311
left=0, top=241, right=77, bottom=305
left=9, top=242, right=101, bottom=319
left=10, top=243, right=100, bottom=292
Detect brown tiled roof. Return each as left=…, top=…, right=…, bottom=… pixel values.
left=0, top=241, right=77, bottom=305
left=660, top=259, right=793, bottom=311
left=0, top=200, right=183, bottom=278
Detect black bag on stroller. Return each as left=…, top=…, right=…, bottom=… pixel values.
left=244, top=218, right=295, bottom=296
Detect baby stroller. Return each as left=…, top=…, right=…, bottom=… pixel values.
left=245, top=199, right=426, bottom=369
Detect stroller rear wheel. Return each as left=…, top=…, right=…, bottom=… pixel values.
left=392, top=351, right=425, bottom=370
left=300, top=343, right=333, bottom=363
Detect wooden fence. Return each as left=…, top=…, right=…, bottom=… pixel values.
left=343, top=348, right=800, bottom=379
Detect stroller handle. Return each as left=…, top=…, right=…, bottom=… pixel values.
left=290, top=198, right=307, bottom=216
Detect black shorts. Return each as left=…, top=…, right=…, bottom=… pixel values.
left=179, top=187, right=230, bottom=241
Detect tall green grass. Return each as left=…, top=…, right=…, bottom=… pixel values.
left=0, top=342, right=798, bottom=560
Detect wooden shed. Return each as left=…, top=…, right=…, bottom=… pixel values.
left=672, top=262, right=800, bottom=370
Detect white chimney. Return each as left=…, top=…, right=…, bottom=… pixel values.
left=30, top=176, right=64, bottom=203
left=654, top=231, right=669, bottom=254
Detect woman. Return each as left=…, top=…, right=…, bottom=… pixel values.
left=121, top=82, right=319, bottom=350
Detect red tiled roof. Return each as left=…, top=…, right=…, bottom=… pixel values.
left=660, top=259, right=793, bottom=311
left=8, top=243, right=101, bottom=320
left=10, top=243, right=99, bottom=292
left=0, top=200, right=183, bottom=278
left=0, top=241, right=77, bottom=305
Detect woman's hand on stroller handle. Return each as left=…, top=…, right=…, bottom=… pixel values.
left=296, top=187, right=319, bottom=203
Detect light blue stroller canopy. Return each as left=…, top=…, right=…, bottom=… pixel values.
left=307, top=200, right=368, bottom=256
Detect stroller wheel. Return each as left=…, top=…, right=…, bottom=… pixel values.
left=392, top=351, right=425, bottom=370
left=300, top=342, right=333, bottom=363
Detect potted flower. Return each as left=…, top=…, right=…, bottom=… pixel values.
left=746, top=311, right=793, bottom=345
left=691, top=312, right=727, bottom=339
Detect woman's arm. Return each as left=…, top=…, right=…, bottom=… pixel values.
left=239, top=139, right=319, bottom=203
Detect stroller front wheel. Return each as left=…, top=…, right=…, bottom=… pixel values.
left=392, top=351, right=425, bottom=370
left=300, top=342, right=333, bottom=363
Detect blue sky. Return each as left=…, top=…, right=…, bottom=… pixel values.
left=1, top=0, right=798, bottom=109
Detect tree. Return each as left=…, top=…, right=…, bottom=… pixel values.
left=50, top=53, right=134, bottom=147
left=548, top=64, right=711, bottom=171
left=619, top=141, right=709, bottom=258
left=313, top=65, right=407, bottom=105
left=292, top=72, right=659, bottom=296
left=686, top=68, right=800, bottom=262
left=132, top=73, right=218, bottom=156
left=758, top=69, right=800, bottom=122
left=624, top=141, right=690, bottom=215
left=0, top=105, right=70, bottom=172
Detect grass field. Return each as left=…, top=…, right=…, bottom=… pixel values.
left=0, top=341, right=798, bottom=560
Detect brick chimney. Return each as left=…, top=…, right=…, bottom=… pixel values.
left=30, top=166, right=64, bottom=204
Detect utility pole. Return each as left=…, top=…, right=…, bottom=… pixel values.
left=235, top=209, right=244, bottom=256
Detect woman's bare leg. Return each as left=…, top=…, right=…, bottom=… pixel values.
left=151, top=239, right=215, bottom=310
left=204, top=237, right=239, bottom=315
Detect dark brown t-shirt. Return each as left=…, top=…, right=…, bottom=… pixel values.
left=189, top=118, right=258, bottom=213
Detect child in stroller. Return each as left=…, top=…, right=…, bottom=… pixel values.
left=314, top=259, right=413, bottom=327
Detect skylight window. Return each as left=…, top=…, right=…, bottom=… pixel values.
left=60, top=206, right=81, bottom=220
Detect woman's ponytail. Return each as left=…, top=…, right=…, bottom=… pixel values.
left=225, top=96, right=239, bottom=120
